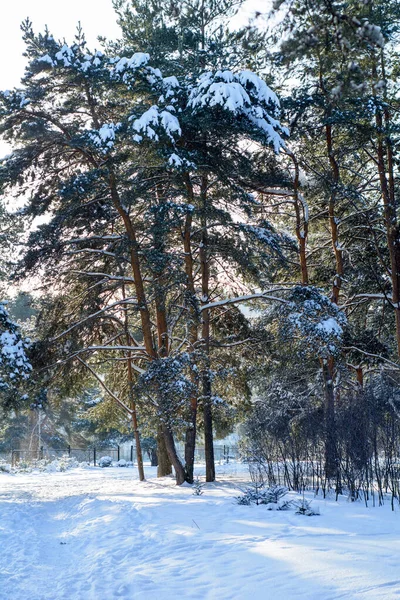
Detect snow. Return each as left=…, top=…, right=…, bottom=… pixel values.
left=316, top=317, right=343, bottom=335
left=131, top=106, right=181, bottom=142
left=38, top=54, right=55, bottom=66
left=1, top=464, right=399, bottom=599
left=239, top=70, right=280, bottom=106
left=299, top=192, right=309, bottom=223
left=114, top=52, right=150, bottom=73
left=18, top=44, right=287, bottom=154
left=0, top=303, right=31, bottom=381
left=0, top=331, right=27, bottom=363
left=187, top=70, right=287, bottom=152
left=88, top=123, right=120, bottom=152
left=163, top=76, right=180, bottom=89
left=168, top=153, right=183, bottom=167
left=55, top=44, right=75, bottom=67
left=189, top=72, right=252, bottom=112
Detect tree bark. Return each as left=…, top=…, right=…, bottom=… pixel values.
left=322, top=121, right=342, bottom=476
left=287, top=149, right=309, bottom=285
left=184, top=426, right=196, bottom=483
left=122, top=283, right=145, bottom=481
left=162, top=424, right=186, bottom=485
left=199, top=173, right=215, bottom=481
left=203, top=381, right=215, bottom=482
left=322, top=358, right=338, bottom=479
left=154, top=183, right=169, bottom=358
left=372, top=54, right=400, bottom=357
left=108, top=170, right=157, bottom=360
left=325, top=123, right=344, bottom=305
left=157, top=425, right=172, bottom=476
left=182, top=174, right=199, bottom=483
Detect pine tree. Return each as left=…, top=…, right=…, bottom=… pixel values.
left=0, top=302, right=31, bottom=412
left=0, top=9, right=289, bottom=483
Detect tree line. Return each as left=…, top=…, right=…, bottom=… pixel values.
left=0, top=0, right=399, bottom=488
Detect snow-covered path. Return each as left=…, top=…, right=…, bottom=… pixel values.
left=1, top=465, right=400, bottom=599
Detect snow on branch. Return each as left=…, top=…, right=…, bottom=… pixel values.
left=274, top=286, right=347, bottom=359
left=130, top=106, right=181, bottom=143
left=0, top=302, right=32, bottom=389
left=188, top=69, right=288, bottom=152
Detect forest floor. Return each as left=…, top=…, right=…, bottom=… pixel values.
left=1, top=462, right=400, bottom=599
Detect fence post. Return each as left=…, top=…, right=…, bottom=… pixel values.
left=68, top=444, right=71, bottom=457
left=93, top=447, right=97, bottom=466
left=227, top=446, right=229, bottom=464
left=11, top=450, right=15, bottom=467
left=117, top=445, right=120, bottom=461
left=130, top=445, right=133, bottom=462
left=40, top=446, right=44, bottom=460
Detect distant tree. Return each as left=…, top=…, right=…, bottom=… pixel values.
left=0, top=302, right=31, bottom=409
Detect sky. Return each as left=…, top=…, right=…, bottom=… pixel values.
left=0, top=0, right=121, bottom=91
left=0, top=0, right=261, bottom=158
left=0, top=0, right=263, bottom=90
left=0, top=0, right=122, bottom=158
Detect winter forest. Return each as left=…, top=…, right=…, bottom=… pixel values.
left=1, top=0, right=400, bottom=597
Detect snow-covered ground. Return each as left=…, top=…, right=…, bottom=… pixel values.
left=1, top=463, right=400, bottom=600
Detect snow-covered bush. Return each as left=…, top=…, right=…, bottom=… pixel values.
left=276, top=500, right=294, bottom=511
left=235, top=483, right=288, bottom=506
left=99, top=455, right=113, bottom=468
left=46, top=460, right=61, bottom=472
left=5, top=456, right=87, bottom=473
left=193, top=478, right=205, bottom=496
left=294, top=498, right=319, bottom=516
left=264, top=485, right=288, bottom=503
left=16, top=460, right=31, bottom=471
left=0, top=461, right=11, bottom=473
left=116, top=459, right=127, bottom=467
left=236, top=493, right=252, bottom=505
left=45, top=457, right=80, bottom=472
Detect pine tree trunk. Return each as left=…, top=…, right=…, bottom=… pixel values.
left=378, top=49, right=400, bottom=357
left=287, top=149, right=309, bottom=286
left=150, top=448, right=158, bottom=467
left=182, top=174, right=199, bottom=483
left=154, top=183, right=169, bottom=358
left=324, top=122, right=341, bottom=478
left=203, top=382, right=215, bottom=482
left=185, top=421, right=196, bottom=483
left=122, top=282, right=145, bottom=481
left=108, top=171, right=156, bottom=360
left=200, top=173, right=216, bottom=481
left=131, top=410, right=145, bottom=481
left=373, top=91, right=400, bottom=357
left=162, top=424, right=186, bottom=485
left=325, top=124, right=343, bottom=304
left=356, top=366, right=363, bottom=388
left=157, top=426, right=172, bottom=476
left=322, top=358, right=337, bottom=479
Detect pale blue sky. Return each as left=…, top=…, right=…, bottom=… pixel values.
left=0, top=0, right=121, bottom=90
left=0, top=0, right=121, bottom=157
left=0, top=0, right=261, bottom=90
left=0, top=0, right=260, bottom=158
